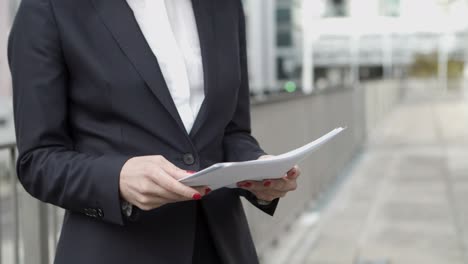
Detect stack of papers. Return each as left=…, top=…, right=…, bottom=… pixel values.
left=179, top=127, right=346, bottom=190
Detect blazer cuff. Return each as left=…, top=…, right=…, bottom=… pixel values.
left=238, top=188, right=279, bottom=216
left=120, top=200, right=141, bottom=223
left=91, top=155, right=130, bottom=226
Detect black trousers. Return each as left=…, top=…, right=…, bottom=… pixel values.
left=192, top=202, right=222, bottom=264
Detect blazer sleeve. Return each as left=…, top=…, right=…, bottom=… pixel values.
left=224, top=0, right=279, bottom=216
left=8, top=0, right=130, bottom=226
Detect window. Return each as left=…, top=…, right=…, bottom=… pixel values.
left=325, top=0, right=347, bottom=17
left=276, top=7, right=293, bottom=47
left=379, top=0, right=400, bottom=17
left=277, top=32, right=293, bottom=47
left=277, top=8, right=292, bottom=24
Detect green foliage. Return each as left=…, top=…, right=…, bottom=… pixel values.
left=409, top=52, right=464, bottom=79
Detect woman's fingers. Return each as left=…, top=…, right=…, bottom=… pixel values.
left=148, top=186, right=211, bottom=204
left=149, top=168, right=202, bottom=200
left=239, top=178, right=297, bottom=193
left=146, top=184, right=190, bottom=202
left=153, top=157, right=211, bottom=195
left=134, top=196, right=171, bottom=211
left=135, top=179, right=212, bottom=211
left=252, top=190, right=286, bottom=202
left=120, top=156, right=212, bottom=212
left=237, top=172, right=298, bottom=202
left=238, top=180, right=272, bottom=191
left=136, top=181, right=210, bottom=211
left=159, top=157, right=192, bottom=180
left=256, top=188, right=287, bottom=200
left=286, top=165, right=301, bottom=180
left=131, top=179, right=175, bottom=210
left=194, top=186, right=212, bottom=195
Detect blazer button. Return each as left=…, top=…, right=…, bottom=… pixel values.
left=97, top=208, right=104, bottom=218
left=89, top=209, right=98, bottom=218
left=84, top=208, right=97, bottom=218
left=183, top=153, right=195, bottom=165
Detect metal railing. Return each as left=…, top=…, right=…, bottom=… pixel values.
left=0, top=141, right=65, bottom=264
left=0, top=142, right=19, bottom=264
left=247, top=79, right=402, bottom=257
left=0, top=80, right=402, bottom=264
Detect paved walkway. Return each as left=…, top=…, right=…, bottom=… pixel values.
left=273, top=87, right=468, bottom=264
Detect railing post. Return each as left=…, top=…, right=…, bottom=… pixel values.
left=9, top=147, right=19, bottom=264
left=0, top=155, right=3, bottom=264
left=52, top=207, right=57, bottom=250
left=19, top=188, right=49, bottom=264
left=40, top=205, right=50, bottom=264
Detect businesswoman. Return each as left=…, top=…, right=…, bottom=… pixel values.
left=8, top=0, right=301, bottom=263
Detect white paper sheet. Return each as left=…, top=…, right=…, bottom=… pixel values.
left=179, top=127, right=346, bottom=190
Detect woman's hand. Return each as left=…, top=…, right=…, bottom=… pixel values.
left=119, top=156, right=209, bottom=211
left=237, top=155, right=301, bottom=202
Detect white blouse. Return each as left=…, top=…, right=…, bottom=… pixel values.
left=126, top=0, right=205, bottom=134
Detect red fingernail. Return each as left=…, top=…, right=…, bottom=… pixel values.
left=244, top=182, right=252, bottom=188
left=264, top=181, right=272, bottom=187
left=205, top=188, right=212, bottom=195
left=192, top=193, right=202, bottom=200
left=186, top=170, right=196, bottom=174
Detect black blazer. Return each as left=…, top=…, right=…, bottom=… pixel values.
left=8, top=0, right=279, bottom=263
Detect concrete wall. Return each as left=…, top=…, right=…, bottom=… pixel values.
left=364, top=79, right=403, bottom=134
left=244, top=80, right=401, bottom=255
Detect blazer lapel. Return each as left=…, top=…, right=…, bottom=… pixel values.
left=189, top=0, right=216, bottom=138
left=90, top=0, right=187, bottom=133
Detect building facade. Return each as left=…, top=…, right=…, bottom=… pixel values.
left=4, top=0, right=466, bottom=96
left=243, top=0, right=304, bottom=95
left=3, top=0, right=306, bottom=97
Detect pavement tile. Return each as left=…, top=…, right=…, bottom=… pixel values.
left=300, top=90, right=468, bottom=264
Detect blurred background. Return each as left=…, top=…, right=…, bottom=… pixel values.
left=2, top=0, right=468, bottom=263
